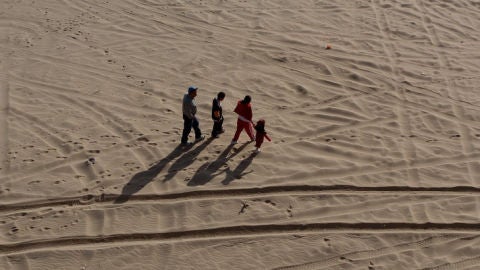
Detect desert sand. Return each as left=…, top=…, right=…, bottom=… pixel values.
left=1, top=0, right=480, bottom=269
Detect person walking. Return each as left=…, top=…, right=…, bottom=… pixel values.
left=231, top=95, right=254, bottom=144
left=253, top=119, right=271, bottom=152
left=211, top=91, right=226, bottom=138
left=181, top=86, right=204, bottom=145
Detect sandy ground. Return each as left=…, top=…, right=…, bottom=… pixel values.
left=1, top=0, right=480, bottom=269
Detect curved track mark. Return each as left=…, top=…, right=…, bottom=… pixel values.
left=415, top=0, right=479, bottom=187
left=0, top=223, right=479, bottom=256
left=0, top=56, right=9, bottom=173
left=2, top=184, right=480, bottom=214
left=423, top=255, right=480, bottom=270
left=275, top=235, right=461, bottom=270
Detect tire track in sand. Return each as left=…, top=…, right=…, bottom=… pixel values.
left=415, top=0, right=480, bottom=187
left=371, top=0, right=420, bottom=185
left=0, top=56, right=9, bottom=174
left=1, top=189, right=474, bottom=240
left=7, top=64, right=159, bottom=173
left=2, top=184, right=480, bottom=214
left=0, top=223, right=479, bottom=256
left=415, top=0, right=480, bottom=228
left=274, top=235, right=463, bottom=270
left=423, top=255, right=480, bottom=270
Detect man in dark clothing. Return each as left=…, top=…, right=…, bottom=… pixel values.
left=211, top=92, right=226, bottom=138
left=181, top=86, right=204, bottom=145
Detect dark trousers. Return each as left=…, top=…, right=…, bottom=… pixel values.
left=182, top=115, right=201, bottom=144
left=211, top=118, right=224, bottom=136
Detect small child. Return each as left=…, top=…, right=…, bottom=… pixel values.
left=254, top=119, right=271, bottom=152
left=211, top=92, right=226, bottom=138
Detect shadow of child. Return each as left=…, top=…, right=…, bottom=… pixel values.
left=221, top=151, right=258, bottom=185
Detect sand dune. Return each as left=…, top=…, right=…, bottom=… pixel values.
left=1, top=0, right=480, bottom=269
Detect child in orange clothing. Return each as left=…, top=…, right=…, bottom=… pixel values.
left=254, top=119, right=271, bottom=152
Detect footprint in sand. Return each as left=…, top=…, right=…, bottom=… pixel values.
left=287, top=205, right=293, bottom=217
left=136, top=137, right=149, bottom=142
left=264, top=199, right=276, bottom=206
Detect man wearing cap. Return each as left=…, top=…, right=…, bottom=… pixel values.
left=181, top=86, right=204, bottom=145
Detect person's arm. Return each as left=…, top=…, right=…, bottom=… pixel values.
left=191, top=103, right=197, bottom=118
left=265, top=133, right=271, bottom=141
left=237, top=115, right=251, bottom=122
left=246, top=106, right=253, bottom=121
left=233, top=103, right=240, bottom=114
left=212, top=99, right=221, bottom=120
left=183, top=97, right=196, bottom=119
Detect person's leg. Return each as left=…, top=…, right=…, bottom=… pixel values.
left=212, top=120, right=220, bottom=137
left=255, top=135, right=264, bottom=148
left=192, top=117, right=202, bottom=139
left=232, top=120, right=244, bottom=142
left=218, top=118, right=224, bottom=133
left=255, top=134, right=265, bottom=152
left=181, top=116, right=193, bottom=144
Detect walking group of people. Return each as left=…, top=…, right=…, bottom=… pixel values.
left=181, top=86, right=271, bottom=152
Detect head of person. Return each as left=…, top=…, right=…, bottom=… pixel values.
left=217, top=92, right=226, bottom=101
left=242, top=95, right=251, bottom=104
left=256, top=119, right=265, bottom=127
left=188, top=86, right=198, bottom=98
left=255, top=119, right=265, bottom=132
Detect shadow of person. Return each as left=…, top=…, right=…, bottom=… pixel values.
left=114, top=144, right=191, bottom=204
left=188, top=141, right=252, bottom=186
left=187, top=144, right=233, bottom=186
left=163, top=137, right=214, bottom=182
left=221, top=151, right=257, bottom=185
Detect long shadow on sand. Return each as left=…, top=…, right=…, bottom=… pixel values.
left=221, top=151, right=257, bottom=185
left=188, top=141, right=254, bottom=186
left=114, top=139, right=207, bottom=204
left=163, top=137, right=213, bottom=182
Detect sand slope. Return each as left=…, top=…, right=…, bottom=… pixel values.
left=1, top=0, right=480, bottom=269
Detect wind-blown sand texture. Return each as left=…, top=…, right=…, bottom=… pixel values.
left=1, top=0, right=480, bottom=269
